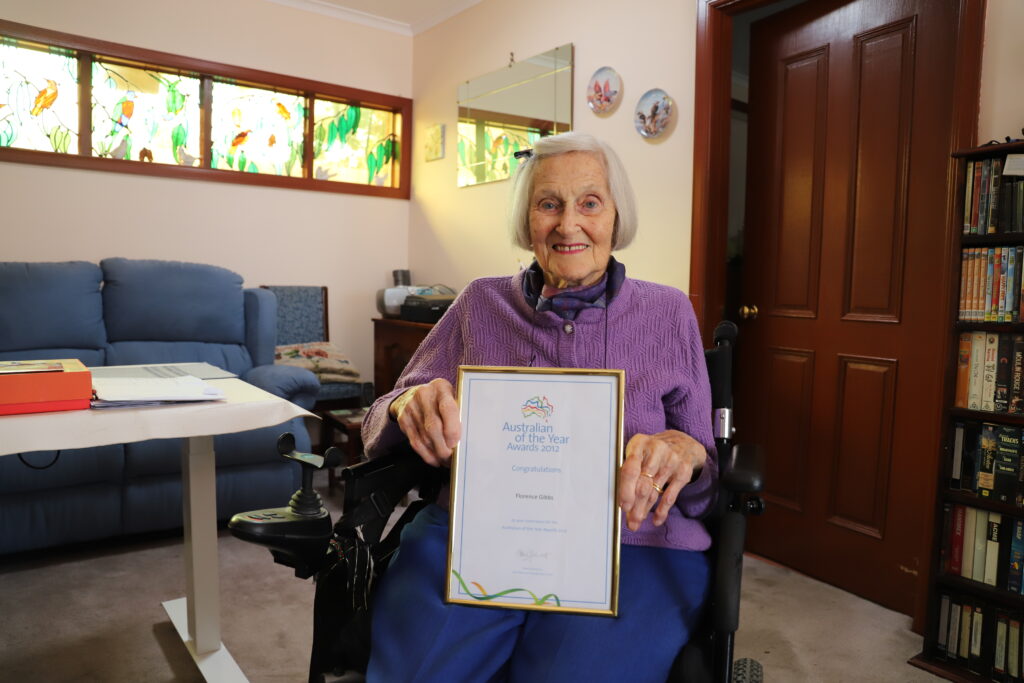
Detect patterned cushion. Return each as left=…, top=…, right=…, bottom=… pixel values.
left=262, top=286, right=326, bottom=346
left=275, top=341, right=360, bottom=382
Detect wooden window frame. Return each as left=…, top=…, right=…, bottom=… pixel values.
left=0, top=19, right=412, bottom=199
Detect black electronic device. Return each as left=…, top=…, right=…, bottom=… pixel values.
left=400, top=294, right=454, bottom=323
left=228, top=434, right=341, bottom=578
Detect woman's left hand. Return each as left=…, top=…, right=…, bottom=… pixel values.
left=618, top=430, right=707, bottom=532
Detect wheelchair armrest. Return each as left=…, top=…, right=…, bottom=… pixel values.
left=719, top=443, right=764, bottom=495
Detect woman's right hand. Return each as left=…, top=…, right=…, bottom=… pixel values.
left=389, top=378, right=461, bottom=467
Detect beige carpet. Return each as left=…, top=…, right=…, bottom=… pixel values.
left=0, top=472, right=940, bottom=682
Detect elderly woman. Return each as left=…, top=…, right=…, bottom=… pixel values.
left=361, top=131, right=717, bottom=682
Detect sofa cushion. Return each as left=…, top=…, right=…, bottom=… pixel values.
left=0, top=261, right=106, bottom=353
left=0, top=445, right=124, bottom=494
left=101, top=258, right=245, bottom=344
left=105, top=341, right=253, bottom=375
left=0, top=347, right=106, bottom=367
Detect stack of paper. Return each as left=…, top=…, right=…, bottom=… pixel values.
left=91, top=375, right=226, bottom=408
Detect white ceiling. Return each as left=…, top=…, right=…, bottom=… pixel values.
left=264, top=0, right=484, bottom=36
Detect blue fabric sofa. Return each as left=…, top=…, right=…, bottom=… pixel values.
left=0, top=258, right=322, bottom=555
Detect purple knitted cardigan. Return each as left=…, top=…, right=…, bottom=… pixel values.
left=362, top=267, right=718, bottom=551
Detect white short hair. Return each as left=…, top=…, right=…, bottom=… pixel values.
left=508, top=132, right=638, bottom=251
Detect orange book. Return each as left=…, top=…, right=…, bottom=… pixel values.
left=955, top=332, right=972, bottom=409
left=0, top=359, right=92, bottom=415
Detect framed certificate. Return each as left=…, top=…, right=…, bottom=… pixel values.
left=446, top=366, right=624, bottom=616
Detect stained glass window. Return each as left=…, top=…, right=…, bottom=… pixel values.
left=210, top=81, right=305, bottom=176
left=0, top=38, right=78, bottom=153
left=1, top=22, right=410, bottom=196
left=91, top=60, right=201, bottom=164
left=313, top=99, right=398, bottom=187
left=457, top=120, right=539, bottom=187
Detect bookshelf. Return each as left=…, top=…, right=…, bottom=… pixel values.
left=912, top=140, right=1024, bottom=682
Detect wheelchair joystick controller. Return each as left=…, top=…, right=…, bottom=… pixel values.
left=228, top=433, right=343, bottom=578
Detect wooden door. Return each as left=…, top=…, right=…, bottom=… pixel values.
left=737, top=0, right=958, bottom=614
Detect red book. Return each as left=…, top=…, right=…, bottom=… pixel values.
left=950, top=504, right=966, bottom=575
left=0, top=359, right=92, bottom=415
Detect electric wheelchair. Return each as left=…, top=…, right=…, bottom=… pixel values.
left=229, top=321, right=765, bottom=682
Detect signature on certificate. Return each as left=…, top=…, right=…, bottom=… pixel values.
left=518, top=549, right=550, bottom=562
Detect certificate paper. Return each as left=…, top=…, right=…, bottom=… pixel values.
left=446, top=366, right=624, bottom=615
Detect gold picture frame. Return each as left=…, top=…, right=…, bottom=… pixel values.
left=446, top=365, right=624, bottom=616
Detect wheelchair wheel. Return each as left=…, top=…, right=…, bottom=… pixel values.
left=732, top=657, right=764, bottom=683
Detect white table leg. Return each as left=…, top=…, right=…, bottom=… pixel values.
left=161, top=434, right=248, bottom=681
left=182, top=434, right=221, bottom=653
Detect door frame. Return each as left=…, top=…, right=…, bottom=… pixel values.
left=689, top=0, right=988, bottom=630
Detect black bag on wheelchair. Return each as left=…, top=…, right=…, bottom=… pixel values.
left=307, top=446, right=446, bottom=679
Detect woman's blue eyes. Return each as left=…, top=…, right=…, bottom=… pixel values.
left=538, top=198, right=601, bottom=212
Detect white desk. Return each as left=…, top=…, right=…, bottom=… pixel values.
left=0, top=377, right=313, bottom=682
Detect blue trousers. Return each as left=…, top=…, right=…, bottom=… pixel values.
left=366, top=504, right=710, bottom=683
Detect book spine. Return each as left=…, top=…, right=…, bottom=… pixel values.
left=990, top=158, right=1004, bottom=233
left=964, top=160, right=975, bottom=233
left=1013, top=334, right=1024, bottom=415
left=975, top=508, right=991, bottom=582
left=1010, top=519, right=1024, bottom=593
left=1010, top=618, right=1021, bottom=681
left=987, top=248, right=997, bottom=322
left=981, top=158, right=993, bottom=235
left=980, top=424, right=998, bottom=499
left=996, top=426, right=1021, bottom=504
left=951, top=504, right=966, bottom=574
left=956, top=334, right=972, bottom=409
left=950, top=598, right=963, bottom=659
left=970, top=331, right=988, bottom=410
left=963, top=506, right=978, bottom=578
left=1007, top=246, right=1017, bottom=320
left=961, top=602, right=974, bottom=660
left=939, top=593, right=952, bottom=654
left=985, top=333, right=1000, bottom=411
left=1001, top=247, right=1010, bottom=321
left=986, top=511, right=1003, bottom=586
left=998, top=612, right=1010, bottom=679
left=973, top=161, right=984, bottom=234
left=998, top=333, right=1014, bottom=412
left=973, top=248, right=982, bottom=321
left=969, top=603, right=984, bottom=673
left=952, top=422, right=966, bottom=487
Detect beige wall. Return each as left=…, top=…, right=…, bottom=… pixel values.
left=979, top=1, right=1024, bottom=144
left=0, top=0, right=413, bottom=377
left=409, top=0, right=696, bottom=292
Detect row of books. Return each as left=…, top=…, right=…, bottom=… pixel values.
left=959, top=247, right=1024, bottom=322
left=942, top=504, right=1024, bottom=590
left=955, top=333, right=1024, bottom=414
left=936, top=592, right=1024, bottom=681
left=962, top=156, right=1024, bottom=235
left=950, top=422, right=1024, bottom=502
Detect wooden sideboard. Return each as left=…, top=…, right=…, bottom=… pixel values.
left=372, top=318, right=434, bottom=397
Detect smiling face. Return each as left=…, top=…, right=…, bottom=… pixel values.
left=529, top=151, right=616, bottom=289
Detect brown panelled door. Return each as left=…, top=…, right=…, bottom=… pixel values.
left=738, top=0, right=957, bottom=614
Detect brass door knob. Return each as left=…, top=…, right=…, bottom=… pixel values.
left=738, top=304, right=759, bottom=320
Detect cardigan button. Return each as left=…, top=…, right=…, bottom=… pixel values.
left=563, top=322, right=574, bottom=334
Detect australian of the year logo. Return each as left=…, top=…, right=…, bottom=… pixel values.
left=521, top=395, right=554, bottom=420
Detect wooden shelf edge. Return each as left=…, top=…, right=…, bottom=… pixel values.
left=953, top=140, right=1024, bottom=159
left=909, top=653, right=996, bottom=682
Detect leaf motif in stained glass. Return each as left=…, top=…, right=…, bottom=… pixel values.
left=0, top=119, right=14, bottom=147
left=171, top=123, right=186, bottom=150
left=312, top=98, right=397, bottom=186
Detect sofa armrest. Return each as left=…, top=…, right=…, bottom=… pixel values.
left=244, top=288, right=277, bottom=367
left=243, top=364, right=320, bottom=411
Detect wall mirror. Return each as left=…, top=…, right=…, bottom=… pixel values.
left=457, top=44, right=573, bottom=187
